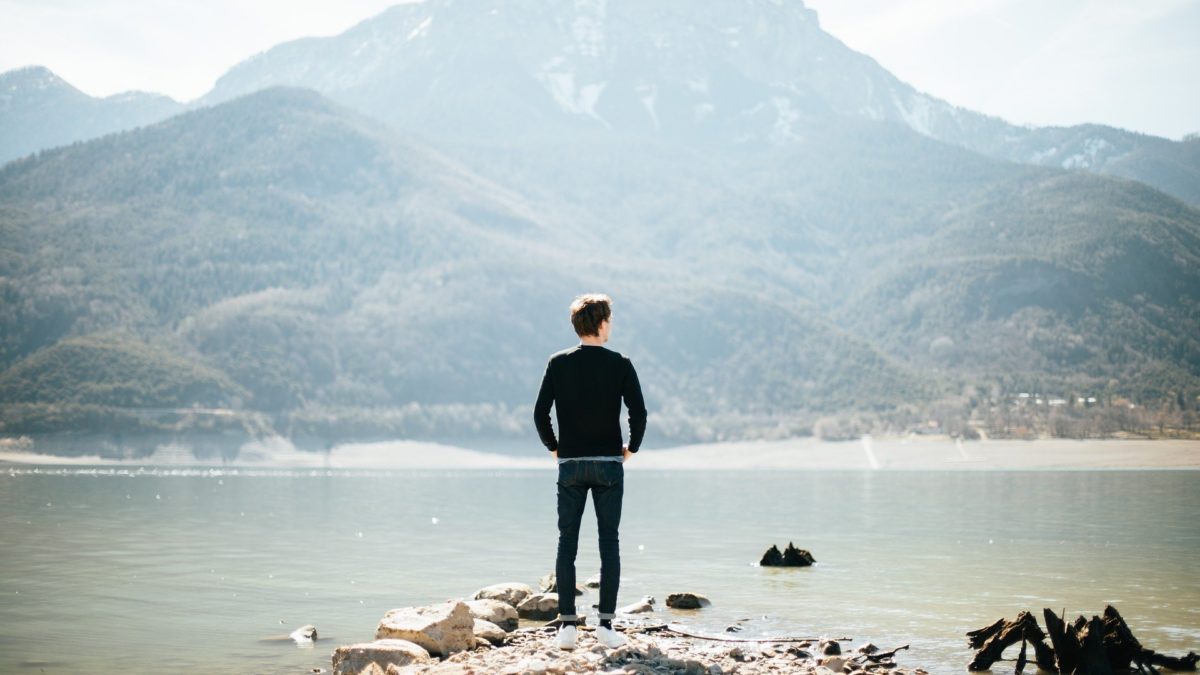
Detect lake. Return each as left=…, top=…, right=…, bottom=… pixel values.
left=1, top=464, right=1197, bottom=674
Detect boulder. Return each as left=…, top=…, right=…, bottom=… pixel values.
left=464, top=598, right=518, bottom=631
left=516, top=592, right=559, bottom=620
left=472, top=582, right=535, bottom=607
left=820, top=639, right=842, bottom=655
left=665, top=593, right=711, bottom=609
left=331, top=639, right=431, bottom=675
left=820, top=656, right=847, bottom=671
left=584, top=574, right=602, bottom=588
left=375, top=600, right=475, bottom=657
left=538, top=572, right=584, bottom=595
left=473, top=618, right=507, bottom=645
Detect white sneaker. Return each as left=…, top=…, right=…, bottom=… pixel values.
left=595, top=625, right=626, bottom=649
left=556, top=624, right=577, bottom=650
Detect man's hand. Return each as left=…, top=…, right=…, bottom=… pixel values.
left=551, top=450, right=558, bottom=461
left=622, top=445, right=632, bottom=463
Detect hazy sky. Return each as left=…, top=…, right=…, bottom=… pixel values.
left=1, top=0, right=1197, bottom=139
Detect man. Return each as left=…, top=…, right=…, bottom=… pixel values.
left=534, top=293, right=648, bottom=651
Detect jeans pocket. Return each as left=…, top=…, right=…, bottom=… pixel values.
left=603, top=461, right=623, bottom=487
left=558, top=460, right=576, bottom=486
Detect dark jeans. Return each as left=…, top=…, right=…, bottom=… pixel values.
left=555, top=459, right=624, bottom=621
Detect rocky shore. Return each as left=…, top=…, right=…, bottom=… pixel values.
left=330, top=581, right=929, bottom=675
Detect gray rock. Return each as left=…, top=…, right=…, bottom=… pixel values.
left=472, top=582, right=536, bottom=607
left=820, top=639, right=842, bottom=655
left=516, top=592, right=559, bottom=620
left=331, top=639, right=431, bottom=675
left=821, top=655, right=848, bottom=671
left=375, top=600, right=475, bottom=657
left=584, top=574, right=602, bottom=588
left=665, top=592, right=712, bottom=609
left=473, top=618, right=507, bottom=645
left=464, top=598, right=518, bottom=631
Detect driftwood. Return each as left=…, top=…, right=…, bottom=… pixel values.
left=534, top=622, right=850, bottom=644
left=850, top=644, right=910, bottom=665
left=1101, top=605, right=1200, bottom=673
left=970, top=606, right=1197, bottom=674
left=967, top=610, right=1056, bottom=672
left=1044, top=607, right=1084, bottom=673
left=654, top=623, right=849, bottom=644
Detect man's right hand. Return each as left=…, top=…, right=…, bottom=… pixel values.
left=622, top=446, right=632, bottom=463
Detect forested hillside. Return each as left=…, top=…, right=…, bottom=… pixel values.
left=1, top=86, right=1196, bottom=446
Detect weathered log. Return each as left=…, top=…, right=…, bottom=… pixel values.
left=1016, top=634, right=1029, bottom=675
left=972, top=607, right=1195, bottom=674
left=967, top=618, right=1008, bottom=649
left=853, top=644, right=909, bottom=664
left=759, top=542, right=816, bottom=567
left=1045, top=607, right=1084, bottom=675
left=759, top=545, right=784, bottom=566
left=1103, top=604, right=1147, bottom=670
left=1104, top=605, right=1198, bottom=672
left=660, top=623, right=849, bottom=644
left=1145, top=651, right=1199, bottom=671
left=781, top=543, right=816, bottom=566
left=1081, top=615, right=1115, bottom=675
left=1034, top=638, right=1059, bottom=672
left=968, top=611, right=1052, bottom=671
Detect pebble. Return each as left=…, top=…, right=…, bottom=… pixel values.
left=346, top=622, right=930, bottom=675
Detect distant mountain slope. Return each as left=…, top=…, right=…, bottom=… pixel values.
left=2, top=4, right=1196, bottom=443
left=196, top=0, right=1200, bottom=206
left=0, top=87, right=933, bottom=441
left=4, top=3, right=1194, bottom=207
left=0, top=66, right=183, bottom=165
left=835, top=171, right=1200, bottom=400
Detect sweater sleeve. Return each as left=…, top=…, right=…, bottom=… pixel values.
left=533, top=360, right=557, bottom=452
left=623, top=359, right=648, bottom=453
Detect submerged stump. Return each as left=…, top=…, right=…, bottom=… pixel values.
left=969, top=606, right=1198, bottom=674
left=759, top=542, right=815, bottom=567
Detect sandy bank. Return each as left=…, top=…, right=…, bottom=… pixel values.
left=2, top=436, right=1196, bottom=470
left=632, top=437, right=1200, bottom=471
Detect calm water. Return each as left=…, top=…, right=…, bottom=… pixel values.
left=1, top=466, right=1197, bottom=674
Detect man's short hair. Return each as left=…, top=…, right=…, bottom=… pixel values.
left=570, top=294, right=612, bottom=337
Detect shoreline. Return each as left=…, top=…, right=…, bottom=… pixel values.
left=1, top=436, right=1197, bottom=470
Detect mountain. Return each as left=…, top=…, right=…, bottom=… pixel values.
left=3, top=2, right=1194, bottom=207
left=0, top=66, right=184, bottom=165
left=2, top=85, right=1196, bottom=445
left=196, top=0, right=1200, bottom=206
left=2, top=1, right=1197, bottom=446
left=0, top=87, right=936, bottom=443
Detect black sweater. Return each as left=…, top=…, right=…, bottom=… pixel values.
left=534, top=344, right=648, bottom=457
